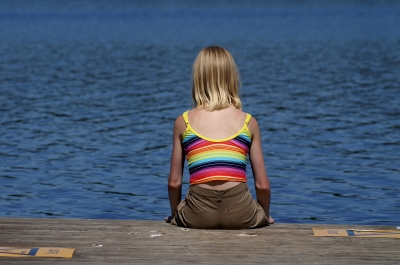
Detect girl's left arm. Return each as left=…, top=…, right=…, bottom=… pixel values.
left=166, top=115, right=186, bottom=221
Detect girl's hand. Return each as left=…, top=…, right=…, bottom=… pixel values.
left=268, top=216, right=275, bottom=224
left=165, top=216, right=174, bottom=223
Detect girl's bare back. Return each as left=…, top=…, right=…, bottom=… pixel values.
left=187, top=106, right=248, bottom=140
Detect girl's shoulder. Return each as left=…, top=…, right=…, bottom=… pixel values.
left=173, top=114, right=187, bottom=135
left=246, top=114, right=260, bottom=137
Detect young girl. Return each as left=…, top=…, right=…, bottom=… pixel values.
left=166, top=46, right=274, bottom=229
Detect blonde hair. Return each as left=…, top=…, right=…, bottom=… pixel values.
left=192, top=46, right=242, bottom=111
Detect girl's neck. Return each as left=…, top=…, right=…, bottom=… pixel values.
left=194, top=105, right=236, bottom=113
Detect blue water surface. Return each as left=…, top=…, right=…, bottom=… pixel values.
left=0, top=0, right=399, bottom=225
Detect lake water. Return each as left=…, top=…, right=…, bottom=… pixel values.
left=0, top=0, right=399, bottom=225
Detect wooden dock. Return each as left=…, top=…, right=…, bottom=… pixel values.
left=1, top=218, right=399, bottom=264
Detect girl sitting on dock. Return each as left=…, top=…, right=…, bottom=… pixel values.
left=166, top=46, right=274, bottom=229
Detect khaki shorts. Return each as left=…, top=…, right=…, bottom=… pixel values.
left=171, top=183, right=269, bottom=229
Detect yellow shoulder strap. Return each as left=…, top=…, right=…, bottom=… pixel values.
left=182, top=111, right=189, bottom=126
left=245, top=113, right=252, bottom=125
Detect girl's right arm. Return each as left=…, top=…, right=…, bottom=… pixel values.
left=166, top=115, right=186, bottom=221
left=248, top=117, right=274, bottom=224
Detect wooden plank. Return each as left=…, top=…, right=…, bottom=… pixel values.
left=0, top=218, right=399, bottom=264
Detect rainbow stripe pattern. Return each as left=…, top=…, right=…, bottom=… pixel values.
left=182, top=111, right=252, bottom=185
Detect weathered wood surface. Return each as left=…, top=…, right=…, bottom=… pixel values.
left=0, top=218, right=399, bottom=264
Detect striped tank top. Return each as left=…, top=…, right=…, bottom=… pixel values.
left=182, top=111, right=252, bottom=185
